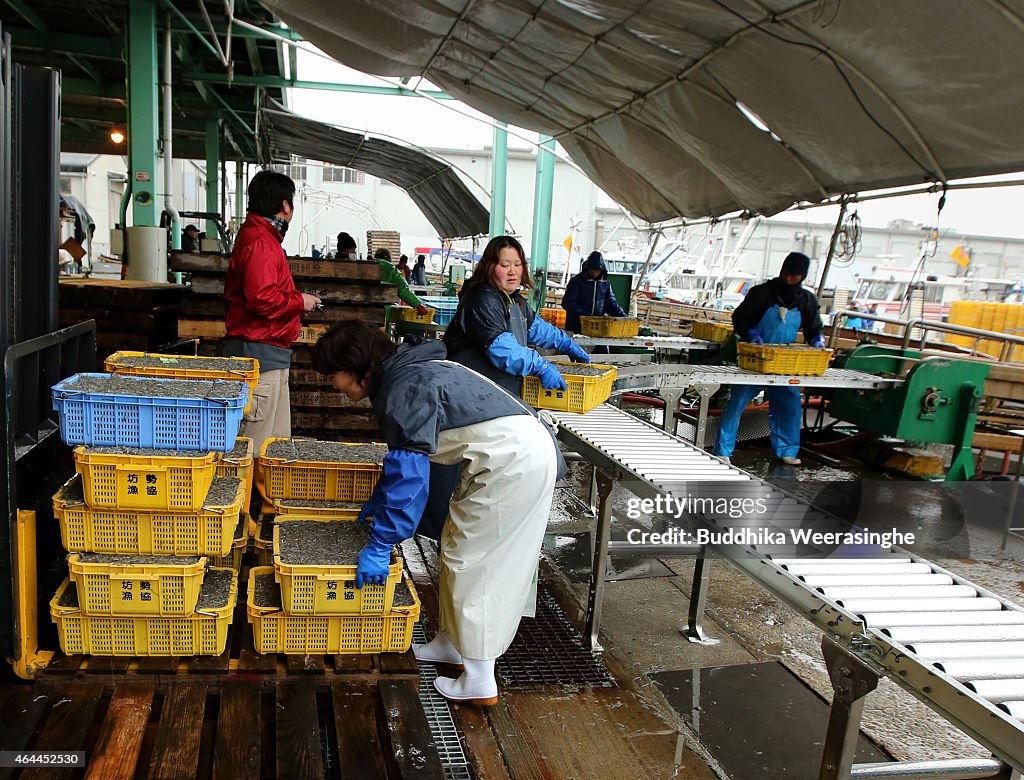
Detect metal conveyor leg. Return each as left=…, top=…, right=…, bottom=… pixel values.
left=587, top=463, right=599, bottom=517
left=584, top=469, right=615, bottom=653
left=694, top=383, right=721, bottom=449
left=681, top=548, right=719, bottom=644
left=819, top=637, right=880, bottom=780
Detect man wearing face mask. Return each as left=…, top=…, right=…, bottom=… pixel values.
left=224, top=171, right=320, bottom=491
left=714, top=251, right=824, bottom=466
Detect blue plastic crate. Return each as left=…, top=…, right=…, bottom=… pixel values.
left=420, top=296, right=459, bottom=327
left=52, top=373, right=248, bottom=451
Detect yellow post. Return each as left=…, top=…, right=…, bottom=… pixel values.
left=8, top=510, right=54, bottom=679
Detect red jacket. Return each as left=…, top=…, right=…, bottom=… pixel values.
left=224, top=213, right=304, bottom=349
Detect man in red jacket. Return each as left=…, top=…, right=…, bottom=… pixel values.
left=224, top=171, right=320, bottom=488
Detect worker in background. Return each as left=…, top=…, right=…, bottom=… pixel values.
left=396, top=254, right=412, bottom=281
left=181, top=223, right=200, bottom=252
left=715, top=251, right=824, bottom=466
left=561, top=250, right=628, bottom=332
left=314, top=319, right=559, bottom=705
left=444, top=235, right=590, bottom=397
left=224, top=170, right=321, bottom=509
left=846, top=301, right=865, bottom=330
left=336, top=232, right=430, bottom=315
left=411, top=254, right=428, bottom=285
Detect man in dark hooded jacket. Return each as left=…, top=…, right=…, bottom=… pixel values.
left=561, top=251, right=628, bottom=332
left=714, top=251, right=824, bottom=466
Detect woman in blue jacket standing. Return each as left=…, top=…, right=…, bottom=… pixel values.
left=714, top=252, right=824, bottom=466
left=561, top=251, right=628, bottom=332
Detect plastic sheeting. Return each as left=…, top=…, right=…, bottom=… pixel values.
left=258, top=105, right=489, bottom=238
left=262, top=0, right=1024, bottom=221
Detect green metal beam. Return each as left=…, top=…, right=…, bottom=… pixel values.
left=3, top=0, right=47, bottom=31
left=159, top=0, right=223, bottom=63
left=170, top=20, right=303, bottom=41
left=62, top=78, right=126, bottom=99
left=182, top=72, right=454, bottom=98
left=8, top=28, right=123, bottom=60
left=128, top=0, right=160, bottom=225
left=489, top=121, right=508, bottom=238
left=529, top=135, right=556, bottom=311
left=205, top=116, right=220, bottom=233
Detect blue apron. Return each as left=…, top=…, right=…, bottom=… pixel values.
left=715, top=304, right=803, bottom=458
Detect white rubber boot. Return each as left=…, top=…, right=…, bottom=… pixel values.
left=412, top=631, right=464, bottom=667
left=433, top=658, right=498, bottom=706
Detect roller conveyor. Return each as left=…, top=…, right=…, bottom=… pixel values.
left=551, top=403, right=1024, bottom=773
left=573, top=335, right=717, bottom=351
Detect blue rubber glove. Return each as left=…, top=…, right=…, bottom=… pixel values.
left=810, top=334, right=826, bottom=349
left=487, top=331, right=543, bottom=377
left=369, top=450, right=430, bottom=545
left=565, top=340, right=591, bottom=364
left=527, top=316, right=590, bottom=363
left=534, top=359, right=568, bottom=391
left=747, top=328, right=764, bottom=345
left=356, top=537, right=392, bottom=588
left=356, top=490, right=380, bottom=524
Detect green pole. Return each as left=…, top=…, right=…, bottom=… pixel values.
left=205, top=116, right=219, bottom=239
left=489, top=121, right=508, bottom=238
left=127, top=0, right=159, bottom=226
left=235, top=161, right=244, bottom=227
left=529, top=135, right=555, bottom=310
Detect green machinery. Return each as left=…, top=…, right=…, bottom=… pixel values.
left=830, top=343, right=990, bottom=481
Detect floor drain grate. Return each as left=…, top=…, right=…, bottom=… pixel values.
left=497, top=585, right=616, bottom=688
left=413, top=623, right=473, bottom=780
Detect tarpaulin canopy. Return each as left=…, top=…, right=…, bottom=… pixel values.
left=262, top=0, right=1024, bottom=222
left=258, top=104, right=490, bottom=238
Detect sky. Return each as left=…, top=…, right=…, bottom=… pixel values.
left=286, top=44, right=1024, bottom=242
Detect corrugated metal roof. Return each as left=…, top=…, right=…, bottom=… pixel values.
left=259, top=105, right=490, bottom=238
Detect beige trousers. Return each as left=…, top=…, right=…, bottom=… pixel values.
left=240, top=367, right=291, bottom=514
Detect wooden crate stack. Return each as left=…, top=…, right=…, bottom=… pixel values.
left=366, top=230, right=401, bottom=260
left=59, top=279, right=186, bottom=355
left=169, top=251, right=390, bottom=439
left=247, top=439, right=419, bottom=655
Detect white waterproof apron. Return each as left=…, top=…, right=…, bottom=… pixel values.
left=430, top=414, right=557, bottom=660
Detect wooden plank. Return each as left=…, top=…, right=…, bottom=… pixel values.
left=291, top=411, right=379, bottom=432
left=211, top=682, right=261, bottom=780
left=20, top=682, right=103, bottom=780
left=0, top=684, right=57, bottom=780
left=305, top=306, right=386, bottom=325
left=237, top=643, right=279, bottom=673
left=147, top=684, right=207, bottom=780
left=287, top=654, right=327, bottom=674
left=289, top=369, right=333, bottom=388
left=84, top=682, right=155, bottom=780
left=41, top=653, right=87, bottom=674
left=290, top=390, right=373, bottom=410
left=133, top=656, right=181, bottom=675
left=973, top=431, right=1024, bottom=451
left=449, top=706, right=513, bottom=780
left=376, top=649, right=419, bottom=675
left=378, top=679, right=446, bottom=779
left=332, top=682, right=389, bottom=780
left=86, top=656, right=132, bottom=675
left=332, top=655, right=375, bottom=673
left=170, top=252, right=382, bottom=282
left=187, top=648, right=231, bottom=674
left=275, top=680, right=325, bottom=780
left=60, top=279, right=186, bottom=308
left=191, top=274, right=396, bottom=304
left=179, top=319, right=327, bottom=344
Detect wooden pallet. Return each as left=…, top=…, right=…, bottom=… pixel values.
left=0, top=676, right=443, bottom=780
left=190, top=275, right=396, bottom=305
left=169, top=253, right=382, bottom=283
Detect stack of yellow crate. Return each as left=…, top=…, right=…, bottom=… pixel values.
left=948, top=301, right=1024, bottom=360
left=50, top=448, right=244, bottom=656
left=247, top=438, right=420, bottom=655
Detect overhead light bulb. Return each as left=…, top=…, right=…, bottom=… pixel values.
left=110, top=129, right=125, bottom=144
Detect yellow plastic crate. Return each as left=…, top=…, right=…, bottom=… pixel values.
left=259, top=439, right=384, bottom=501
left=50, top=568, right=237, bottom=656
left=521, top=362, right=617, bottom=414
left=66, top=552, right=207, bottom=617
left=104, top=351, right=260, bottom=414
left=272, top=498, right=362, bottom=519
left=391, top=306, right=434, bottom=324
left=579, top=316, right=641, bottom=338
left=247, top=567, right=419, bottom=654
left=254, top=514, right=274, bottom=567
left=54, top=475, right=245, bottom=556
left=690, top=321, right=734, bottom=343
left=540, top=308, right=566, bottom=328
left=210, top=515, right=248, bottom=569
left=737, top=343, right=833, bottom=376
left=272, top=519, right=402, bottom=614
left=216, top=437, right=254, bottom=494
left=73, top=446, right=219, bottom=511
